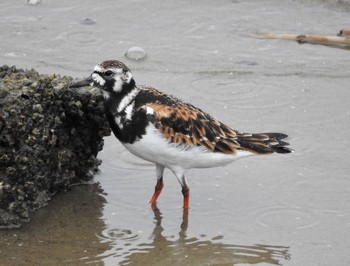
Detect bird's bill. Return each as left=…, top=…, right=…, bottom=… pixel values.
left=69, top=75, right=94, bottom=88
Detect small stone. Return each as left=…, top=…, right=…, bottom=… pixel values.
left=236, top=60, right=258, bottom=66
left=124, top=47, right=147, bottom=61
left=27, top=0, right=41, bottom=5
left=80, top=18, right=96, bottom=25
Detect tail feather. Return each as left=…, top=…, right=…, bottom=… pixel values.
left=237, top=132, right=293, bottom=154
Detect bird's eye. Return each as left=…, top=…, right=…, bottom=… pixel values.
left=104, top=70, right=114, bottom=77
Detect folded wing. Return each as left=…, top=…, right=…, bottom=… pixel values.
left=139, top=88, right=292, bottom=155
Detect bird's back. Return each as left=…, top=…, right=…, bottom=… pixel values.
left=134, top=86, right=292, bottom=156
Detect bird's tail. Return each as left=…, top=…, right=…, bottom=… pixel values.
left=237, top=132, right=293, bottom=154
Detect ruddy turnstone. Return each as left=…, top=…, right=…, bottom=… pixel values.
left=70, top=60, right=292, bottom=209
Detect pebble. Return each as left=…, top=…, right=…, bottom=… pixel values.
left=27, top=0, right=41, bottom=5
left=124, top=47, right=147, bottom=61
left=80, top=18, right=96, bottom=25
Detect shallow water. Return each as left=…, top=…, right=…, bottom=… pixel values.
left=1, top=0, right=350, bottom=265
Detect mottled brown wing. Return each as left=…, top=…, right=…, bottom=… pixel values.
left=143, top=102, right=241, bottom=154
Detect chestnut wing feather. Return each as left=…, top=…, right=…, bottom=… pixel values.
left=137, top=87, right=292, bottom=155
left=143, top=102, right=241, bottom=154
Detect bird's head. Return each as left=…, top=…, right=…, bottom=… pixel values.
left=70, top=60, right=135, bottom=99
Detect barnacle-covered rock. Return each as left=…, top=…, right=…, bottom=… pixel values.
left=0, top=65, right=111, bottom=228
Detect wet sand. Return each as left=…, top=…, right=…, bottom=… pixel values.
left=1, top=0, right=350, bottom=265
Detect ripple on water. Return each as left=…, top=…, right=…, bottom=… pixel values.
left=56, top=29, right=101, bottom=46
left=100, top=146, right=153, bottom=173
left=114, top=233, right=290, bottom=265
left=100, top=228, right=141, bottom=242
left=189, top=75, right=290, bottom=110
left=96, top=204, right=291, bottom=265
left=252, top=205, right=318, bottom=230
left=97, top=228, right=148, bottom=262
left=278, top=176, right=350, bottom=213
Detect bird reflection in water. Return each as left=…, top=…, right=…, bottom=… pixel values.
left=117, top=204, right=291, bottom=265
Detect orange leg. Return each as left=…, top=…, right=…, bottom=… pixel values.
left=182, top=185, right=190, bottom=209
left=171, top=170, right=190, bottom=209
left=181, top=208, right=189, bottom=232
left=149, top=177, right=164, bottom=204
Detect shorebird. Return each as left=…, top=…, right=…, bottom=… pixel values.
left=70, top=60, right=292, bottom=209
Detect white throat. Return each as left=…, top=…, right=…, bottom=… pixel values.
left=113, top=70, right=133, bottom=93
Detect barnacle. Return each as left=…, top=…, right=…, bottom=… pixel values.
left=0, top=65, right=111, bottom=228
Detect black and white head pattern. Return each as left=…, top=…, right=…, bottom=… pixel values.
left=91, top=60, right=134, bottom=100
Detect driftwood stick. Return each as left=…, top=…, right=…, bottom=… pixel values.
left=338, top=28, right=350, bottom=37
left=255, top=33, right=350, bottom=46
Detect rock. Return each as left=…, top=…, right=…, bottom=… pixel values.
left=0, top=65, right=111, bottom=228
left=80, top=18, right=96, bottom=26
left=27, top=0, right=41, bottom=5
left=124, top=47, right=147, bottom=61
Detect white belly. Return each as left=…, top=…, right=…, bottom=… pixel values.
left=122, top=124, right=252, bottom=170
